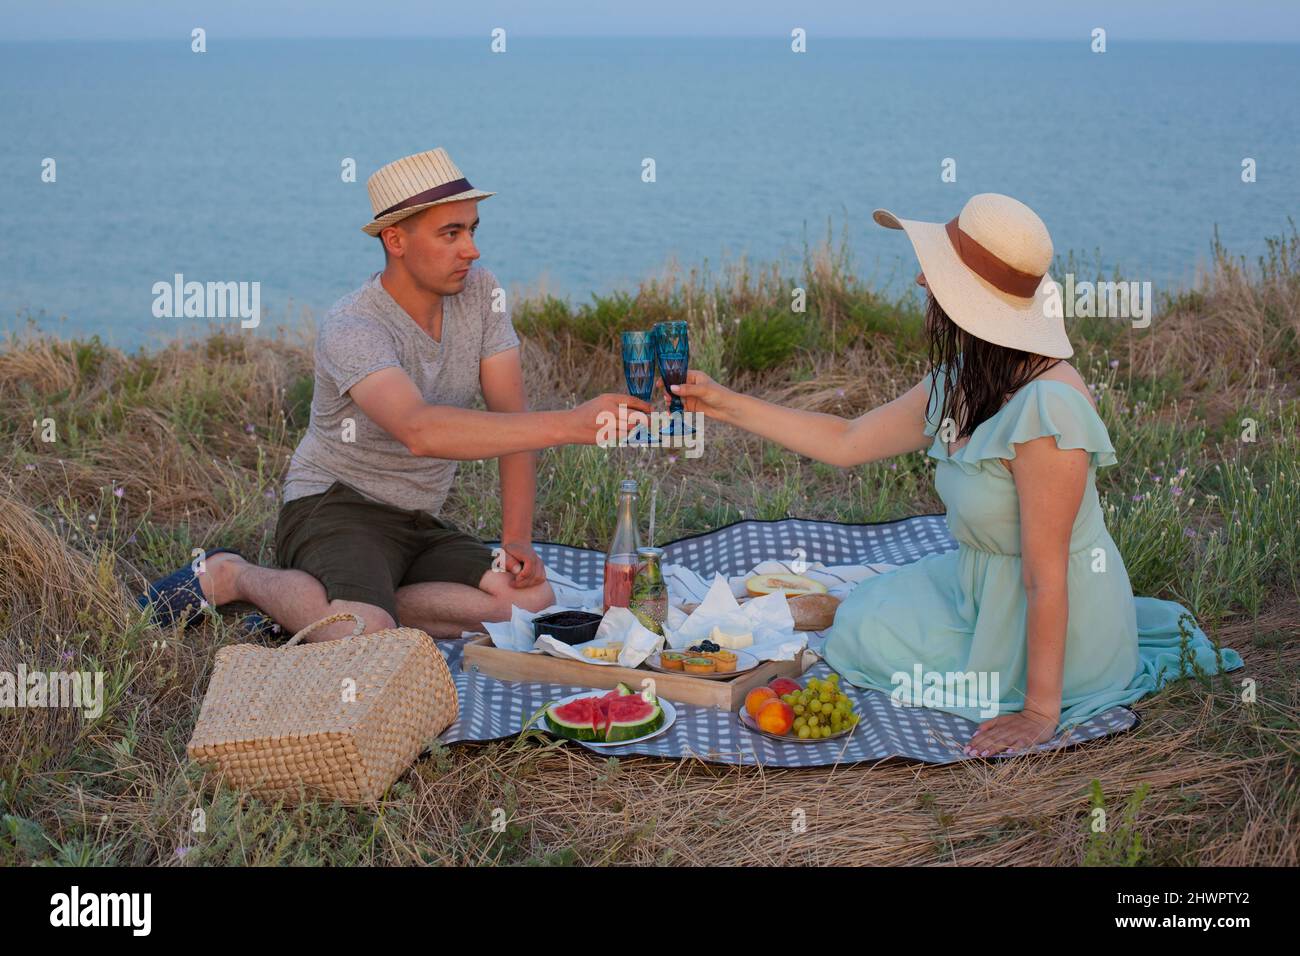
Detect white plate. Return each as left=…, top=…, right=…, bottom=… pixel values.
left=538, top=690, right=677, bottom=748
left=644, top=647, right=761, bottom=679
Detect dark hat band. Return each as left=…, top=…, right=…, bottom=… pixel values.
left=374, top=178, right=475, bottom=221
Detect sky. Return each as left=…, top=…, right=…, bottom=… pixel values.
left=3, top=0, right=1299, bottom=43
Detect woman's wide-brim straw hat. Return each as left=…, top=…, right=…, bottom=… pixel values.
left=873, top=193, right=1073, bottom=359
left=362, top=148, right=494, bottom=237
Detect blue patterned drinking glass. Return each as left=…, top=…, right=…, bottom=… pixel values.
left=621, top=330, right=656, bottom=445
left=652, top=320, right=694, bottom=437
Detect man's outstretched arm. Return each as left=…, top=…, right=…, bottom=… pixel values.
left=348, top=365, right=648, bottom=460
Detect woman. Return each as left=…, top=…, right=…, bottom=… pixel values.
left=671, top=193, right=1240, bottom=757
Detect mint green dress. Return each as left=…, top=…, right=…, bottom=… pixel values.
left=822, top=371, right=1241, bottom=731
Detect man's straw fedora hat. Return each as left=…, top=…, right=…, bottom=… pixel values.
left=873, top=193, right=1072, bottom=359
left=362, top=148, right=494, bottom=237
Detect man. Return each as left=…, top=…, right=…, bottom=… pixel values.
left=142, top=148, right=647, bottom=642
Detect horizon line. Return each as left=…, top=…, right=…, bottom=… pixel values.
left=3, top=33, right=1300, bottom=45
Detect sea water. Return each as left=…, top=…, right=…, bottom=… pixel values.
left=1, top=37, right=1297, bottom=349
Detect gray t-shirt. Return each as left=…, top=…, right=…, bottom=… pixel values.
left=283, top=266, right=521, bottom=514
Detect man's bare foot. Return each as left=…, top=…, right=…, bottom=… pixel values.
left=195, top=552, right=248, bottom=607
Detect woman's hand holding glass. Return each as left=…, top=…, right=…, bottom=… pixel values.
left=657, top=369, right=740, bottom=422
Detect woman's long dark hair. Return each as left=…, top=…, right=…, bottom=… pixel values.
left=925, top=292, right=1062, bottom=442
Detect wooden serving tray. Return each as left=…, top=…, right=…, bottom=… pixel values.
left=461, top=634, right=816, bottom=710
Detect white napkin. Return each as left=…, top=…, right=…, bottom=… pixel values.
left=667, top=573, right=806, bottom=661
left=481, top=603, right=553, bottom=652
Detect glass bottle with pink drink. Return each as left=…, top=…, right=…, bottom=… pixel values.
left=603, top=479, right=642, bottom=611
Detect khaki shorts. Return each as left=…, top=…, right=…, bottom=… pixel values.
left=273, top=481, right=495, bottom=624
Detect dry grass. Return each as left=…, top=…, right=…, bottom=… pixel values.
left=1, top=232, right=1297, bottom=866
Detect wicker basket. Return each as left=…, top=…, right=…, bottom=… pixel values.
left=187, top=612, right=458, bottom=803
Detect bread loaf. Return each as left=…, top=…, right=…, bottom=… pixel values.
left=788, top=593, right=841, bottom=631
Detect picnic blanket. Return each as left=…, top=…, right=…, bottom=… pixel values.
left=437, top=515, right=1141, bottom=765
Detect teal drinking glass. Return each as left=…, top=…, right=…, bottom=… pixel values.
left=621, top=330, right=656, bottom=445
left=652, top=320, right=694, bottom=437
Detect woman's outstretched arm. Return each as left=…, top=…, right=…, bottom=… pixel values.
left=669, top=370, right=934, bottom=467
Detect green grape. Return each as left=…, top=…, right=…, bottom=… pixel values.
left=819, top=691, right=832, bottom=703
left=827, top=674, right=840, bottom=685
left=793, top=704, right=805, bottom=716
left=808, top=714, right=819, bottom=728
left=810, top=699, right=822, bottom=713
left=793, top=716, right=807, bottom=730
left=797, top=725, right=812, bottom=739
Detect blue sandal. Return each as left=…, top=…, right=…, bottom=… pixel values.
left=238, top=612, right=284, bottom=640
left=137, top=548, right=243, bottom=629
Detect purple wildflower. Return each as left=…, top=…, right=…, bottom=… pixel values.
left=24, top=463, right=36, bottom=471
left=1109, top=359, right=1120, bottom=369
left=244, top=423, right=256, bottom=434
left=114, top=486, right=124, bottom=498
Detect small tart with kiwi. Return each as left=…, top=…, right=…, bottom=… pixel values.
left=682, top=656, right=716, bottom=674
left=658, top=650, right=687, bottom=671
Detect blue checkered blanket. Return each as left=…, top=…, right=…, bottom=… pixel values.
left=437, top=516, right=1139, bottom=766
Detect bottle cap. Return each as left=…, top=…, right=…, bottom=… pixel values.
left=619, top=479, right=638, bottom=494
left=636, top=546, right=664, bottom=559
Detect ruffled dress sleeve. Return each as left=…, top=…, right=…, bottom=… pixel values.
left=936, top=380, right=1118, bottom=475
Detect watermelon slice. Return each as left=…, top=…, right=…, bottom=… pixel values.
left=603, top=694, right=665, bottom=743
left=546, top=691, right=665, bottom=743
left=546, top=696, right=602, bottom=742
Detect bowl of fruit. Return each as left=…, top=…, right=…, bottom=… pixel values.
left=738, top=674, right=859, bottom=742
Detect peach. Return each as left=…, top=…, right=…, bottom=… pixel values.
left=756, top=699, right=795, bottom=735
left=768, top=677, right=801, bottom=698
left=745, top=686, right=778, bottom=718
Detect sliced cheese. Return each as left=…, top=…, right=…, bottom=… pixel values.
left=708, top=625, right=753, bottom=650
